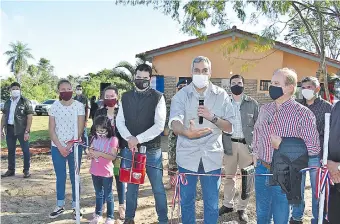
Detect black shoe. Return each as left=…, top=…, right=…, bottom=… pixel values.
left=219, top=205, right=233, bottom=216
left=23, top=171, right=31, bottom=178
left=238, top=210, right=249, bottom=222
left=1, top=170, right=15, bottom=178
left=123, top=219, right=135, bottom=224
left=289, top=218, right=303, bottom=224
left=49, top=206, right=65, bottom=219
left=72, top=209, right=83, bottom=220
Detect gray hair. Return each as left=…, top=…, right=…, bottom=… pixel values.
left=191, top=56, right=212, bottom=72
left=273, top=68, right=298, bottom=87
left=301, top=76, right=320, bottom=87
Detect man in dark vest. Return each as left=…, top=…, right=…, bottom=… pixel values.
left=1, top=82, right=34, bottom=178
left=116, top=63, right=168, bottom=224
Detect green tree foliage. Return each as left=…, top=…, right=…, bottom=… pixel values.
left=4, top=41, right=34, bottom=83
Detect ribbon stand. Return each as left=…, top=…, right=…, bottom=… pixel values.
left=318, top=113, right=330, bottom=224
left=74, top=111, right=81, bottom=224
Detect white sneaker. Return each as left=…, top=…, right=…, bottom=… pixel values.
left=105, top=217, right=115, bottom=224
left=90, top=215, right=103, bottom=224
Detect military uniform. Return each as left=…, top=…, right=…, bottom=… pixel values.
left=167, top=130, right=178, bottom=175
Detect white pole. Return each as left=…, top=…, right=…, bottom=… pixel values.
left=74, top=111, right=81, bottom=223
left=318, top=113, right=331, bottom=224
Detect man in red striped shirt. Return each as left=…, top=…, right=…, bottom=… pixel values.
left=252, top=68, right=320, bottom=224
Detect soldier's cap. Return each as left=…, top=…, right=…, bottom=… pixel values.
left=177, top=78, right=189, bottom=87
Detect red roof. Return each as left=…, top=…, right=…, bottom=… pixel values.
left=138, top=27, right=340, bottom=67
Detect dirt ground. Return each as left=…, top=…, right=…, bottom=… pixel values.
left=1, top=137, right=313, bottom=224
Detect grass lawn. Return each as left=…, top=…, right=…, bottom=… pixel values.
left=0, top=114, right=93, bottom=149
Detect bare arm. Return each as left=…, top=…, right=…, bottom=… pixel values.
left=1, top=114, right=6, bottom=131
left=78, top=115, right=85, bottom=139
left=49, top=116, right=63, bottom=148
left=95, top=150, right=117, bottom=161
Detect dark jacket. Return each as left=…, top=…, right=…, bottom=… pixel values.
left=2, top=96, right=34, bottom=135
left=222, top=94, right=259, bottom=155
left=270, top=137, right=309, bottom=204
left=328, top=101, right=340, bottom=192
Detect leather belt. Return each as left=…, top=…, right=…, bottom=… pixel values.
left=260, top=160, right=271, bottom=169
left=231, top=138, right=246, bottom=144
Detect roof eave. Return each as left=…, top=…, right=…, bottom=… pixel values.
left=137, top=30, right=340, bottom=69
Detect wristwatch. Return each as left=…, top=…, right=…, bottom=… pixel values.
left=210, top=114, right=218, bottom=124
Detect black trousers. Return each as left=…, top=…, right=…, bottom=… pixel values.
left=324, top=185, right=340, bottom=224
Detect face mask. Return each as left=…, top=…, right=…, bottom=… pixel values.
left=96, top=132, right=108, bottom=138
left=76, top=90, right=82, bottom=95
left=59, top=91, right=73, bottom=101
left=192, top=74, right=209, bottom=89
left=134, top=79, right=150, bottom=90
left=230, top=85, right=244, bottom=96
left=302, top=89, right=315, bottom=100
left=11, top=90, right=21, bottom=98
left=104, top=98, right=117, bottom=107
left=269, top=86, right=284, bottom=100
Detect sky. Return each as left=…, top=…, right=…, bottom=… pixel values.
left=1, top=1, right=277, bottom=79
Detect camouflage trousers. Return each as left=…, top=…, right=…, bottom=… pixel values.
left=168, top=130, right=178, bottom=176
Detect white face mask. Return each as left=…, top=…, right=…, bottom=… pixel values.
left=76, top=90, right=82, bottom=95
left=11, top=90, right=21, bottom=98
left=302, top=89, right=315, bottom=100
left=192, top=74, right=209, bottom=89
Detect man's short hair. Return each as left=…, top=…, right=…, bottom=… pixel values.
left=301, top=76, right=320, bottom=87
left=103, top=85, right=118, bottom=96
left=76, top=85, right=82, bottom=89
left=135, top=64, right=152, bottom=77
left=273, top=68, right=298, bottom=94
left=57, top=79, right=72, bottom=90
left=10, top=82, right=21, bottom=89
left=191, top=56, right=212, bottom=72
left=229, top=74, right=244, bottom=85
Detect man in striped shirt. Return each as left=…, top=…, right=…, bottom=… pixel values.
left=252, top=68, right=320, bottom=224
left=291, top=77, right=332, bottom=224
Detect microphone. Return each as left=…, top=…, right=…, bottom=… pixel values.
left=199, top=97, right=204, bottom=124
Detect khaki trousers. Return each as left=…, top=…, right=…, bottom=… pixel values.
left=223, top=142, right=253, bottom=210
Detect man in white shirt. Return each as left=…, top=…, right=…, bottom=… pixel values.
left=169, top=56, right=235, bottom=224
left=116, top=63, right=168, bottom=224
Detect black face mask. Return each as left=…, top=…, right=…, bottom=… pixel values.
left=230, top=85, right=244, bottom=96
left=269, top=85, right=284, bottom=100
left=134, top=79, right=150, bottom=90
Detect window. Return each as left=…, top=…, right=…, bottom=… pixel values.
left=259, top=80, right=271, bottom=91
left=178, top=77, right=192, bottom=85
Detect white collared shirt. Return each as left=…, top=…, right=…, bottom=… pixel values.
left=8, top=97, right=20, bottom=125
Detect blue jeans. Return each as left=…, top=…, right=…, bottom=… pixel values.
left=291, top=156, right=320, bottom=224
left=178, top=162, right=221, bottom=224
left=255, top=161, right=289, bottom=224
left=125, top=148, right=168, bottom=223
left=115, top=175, right=126, bottom=205
left=92, top=175, right=114, bottom=219
left=51, top=146, right=83, bottom=208
left=6, top=125, right=30, bottom=172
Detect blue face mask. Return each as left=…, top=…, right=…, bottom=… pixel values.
left=269, top=85, right=284, bottom=100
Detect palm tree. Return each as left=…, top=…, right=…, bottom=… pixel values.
left=112, top=53, right=158, bottom=83
left=4, top=41, right=34, bottom=83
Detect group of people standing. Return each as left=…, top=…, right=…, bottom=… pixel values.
left=1, top=56, right=340, bottom=224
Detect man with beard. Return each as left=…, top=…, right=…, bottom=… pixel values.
left=116, top=63, right=168, bottom=224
